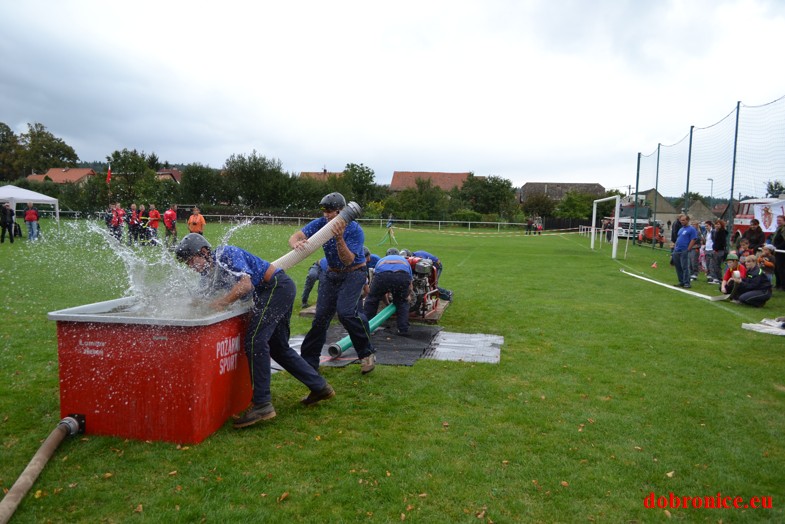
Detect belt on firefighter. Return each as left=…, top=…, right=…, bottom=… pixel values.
left=328, top=263, right=366, bottom=273
left=263, top=264, right=278, bottom=283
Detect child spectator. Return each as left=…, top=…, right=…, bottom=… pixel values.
left=757, top=245, right=776, bottom=283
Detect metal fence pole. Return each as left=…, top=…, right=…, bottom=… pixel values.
left=684, top=125, right=694, bottom=213
left=726, top=101, right=742, bottom=246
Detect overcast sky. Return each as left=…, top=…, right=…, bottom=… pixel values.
left=1, top=0, right=784, bottom=193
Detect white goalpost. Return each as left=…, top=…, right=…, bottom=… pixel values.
left=591, top=195, right=621, bottom=259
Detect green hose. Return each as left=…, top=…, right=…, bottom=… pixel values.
left=327, top=303, right=396, bottom=357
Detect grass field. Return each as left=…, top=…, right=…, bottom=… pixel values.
left=1, top=219, right=784, bottom=523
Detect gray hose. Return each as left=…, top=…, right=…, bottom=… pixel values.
left=0, top=417, right=82, bottom=524
left=271, top=202, right=362, bottom=270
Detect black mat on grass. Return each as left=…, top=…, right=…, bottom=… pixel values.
left=316, top=322, right=442, bottom=368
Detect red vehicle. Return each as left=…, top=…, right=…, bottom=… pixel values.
left=730, top=198, right=782, bottom=242
left=637, top=225, right=665, bottom=247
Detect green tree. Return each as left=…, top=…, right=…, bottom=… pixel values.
left=385, top=178, right=449, bottom=221
left=106, top=149, right=155, bottom=204
left=146, top=152, right=161, bottom=171
left=223, top=151, right=290, bottom=209
left=18, top=123, right=79, bottom=174
left=180, top=163, right=224, bottom=205
left=672, top=191, right=708, bottom=211
left=766, top=180, right=785, bottom=198
left=521, top=193, right=556, bottom=218
left=596, top=189, right=625, bottom=218
left=458, top=174, right=518, bottom=219
left=289, top=175, right=329, bottom=211
left=0, top=123, right=22, bottom=181
left=555, top=191, right=595, bottom=219
left=342, top=163, right=376, bottom=206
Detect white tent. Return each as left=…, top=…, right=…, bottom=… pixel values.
left=0, top=185, right=60, bottom=222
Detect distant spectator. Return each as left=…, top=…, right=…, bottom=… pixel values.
left=772, top=215, right=785, bottom=291
left=757, top=245, right=776, bottom=283
left=147, top=204, right=161, bottom=240
left=187, top=206, right=206, bottom=235
left=672, top=214, right=697, bottom=288
left=738, top=238, right=754, bottom=259
left=688, top=220, right=703, bottom=281
left=704, top=220, right=716, bottom=283
left=0, top=202, right=15, bottom=244
left=24, top=202, right=39, bottom=241
left=741, top=219, right=766, bottom=253
left=127, top=203, right=141, bottom=245
left=111, top=202, right=125, bottom=241
left=164, top=204, right=178, bottom=247
left=710, top=220, right=729, bottom=284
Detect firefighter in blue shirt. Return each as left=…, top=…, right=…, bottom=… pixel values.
left=175, top=234, right=334, bottom=429
left=364, top=254, right=413, bottom=336
left=289, top=193, right=376, bottom=374
left=301, top=257, right=328, bottom=308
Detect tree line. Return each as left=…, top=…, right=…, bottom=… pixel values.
left=1, top=121, right=627, bottom=221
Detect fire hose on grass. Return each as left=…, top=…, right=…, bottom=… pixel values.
left=271, top=202, right=362, bottom=270
left=328, top=302, right=396, bottom=357
left=0, top=416, right=84, bottom=524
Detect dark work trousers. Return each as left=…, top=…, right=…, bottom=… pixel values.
left=0, top=222, right=13, bottom=243
left=738, top=288, right=772, bottom=307
left=301, top=264, right=323, bottom=305
left=245, top=272, right=327, bottom=405
left=300, top=268, right=374, bottom=370
left=775, top=252, right=785, bottom=290
left=363, top=270, right=412, bottom=333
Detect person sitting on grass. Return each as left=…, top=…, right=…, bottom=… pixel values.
left=719, top=253, right=746, bottom=295
left=174, top=233, right=335, bottom=429
left=729, top=254, right=773, bottom=307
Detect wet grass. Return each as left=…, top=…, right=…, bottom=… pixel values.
left=1, top=220, right=784, bottom=522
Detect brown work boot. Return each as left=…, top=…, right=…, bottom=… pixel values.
left=300, top=384, right=335, bottom=406
left=233, top=402, right=276, bottom=429
left=360, top=354, right=376, bottom=374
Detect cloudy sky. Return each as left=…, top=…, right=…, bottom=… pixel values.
left=1, top=0, right=784, bottom=193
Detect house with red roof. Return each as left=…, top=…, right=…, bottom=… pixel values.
left=27, top=168, right=96, bottom=185
left=389, top=171, right=473, bottom=192
left=156, top=168, right=182, bottom=184
left=299, top=169, right=344, bottom=182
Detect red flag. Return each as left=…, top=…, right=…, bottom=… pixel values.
left=106, top=165, right=112, bottom=184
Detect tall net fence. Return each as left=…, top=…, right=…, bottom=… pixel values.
left=636, top=94, right=785, bottom=227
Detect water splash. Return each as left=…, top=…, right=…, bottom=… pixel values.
left=80, top=221, right=216, bottom=318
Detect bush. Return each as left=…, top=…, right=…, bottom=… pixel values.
left=451, top=208, right=482, bottom=223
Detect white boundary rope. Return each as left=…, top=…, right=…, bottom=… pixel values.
left=619, top=269, right=730, bottom=301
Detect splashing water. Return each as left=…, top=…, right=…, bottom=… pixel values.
left=79, top=221, right=213, bottom=318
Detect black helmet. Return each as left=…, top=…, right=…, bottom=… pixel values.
left=363, top=246, right=371, bottom=258
left=175, top=233, right=211, bottom=262
left=386, top=248, right=400, bottom=256
left=399, top=249, right=412, bottom=257
left=319, top=192, right=346, bottom=211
